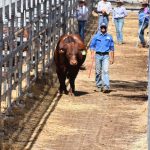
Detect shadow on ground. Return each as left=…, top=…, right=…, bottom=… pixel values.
left=75, top=91, right=89, bottom=96
left=109, top=80, right=148, bottom=101
left=3, top=67, right=61, bottom=150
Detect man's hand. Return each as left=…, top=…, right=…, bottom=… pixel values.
left=102, top=9, right=106, bottom=13
left=109, top=58, right=114, bottom=65
left=91, top=50, right=95, bottom=59
left=109, top=51, right=114, bottom=65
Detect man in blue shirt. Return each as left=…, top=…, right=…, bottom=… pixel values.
left=138, top=1, right=150, bottom=47
left=90, top=23, right=114, bottom=93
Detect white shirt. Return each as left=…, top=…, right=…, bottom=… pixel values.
left=97, top=1, right=112, bottom=15
left=76, top=5, right=89, bottom=21
left=113, top=6, right=127, bottom=19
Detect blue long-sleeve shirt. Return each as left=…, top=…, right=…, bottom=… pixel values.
left=138, top=7, right=150, bottom=24
left=90, top=32, right=114, bottom=52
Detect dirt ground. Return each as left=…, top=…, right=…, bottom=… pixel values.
left=28, top=12, right=148, bottom=150
left=9, top=12, right=148, bottom=150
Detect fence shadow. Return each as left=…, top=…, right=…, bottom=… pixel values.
left=109, top=80, right=148, bottom=101
left=3, top=69, right=61, bottom=150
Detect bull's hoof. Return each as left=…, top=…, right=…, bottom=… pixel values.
left=57, top=90, right=63, bottom=96
left=69, top=92, right=75, bottom=96
left=69, top=90, right=75, bottom=96
left=80, top=65, right=86, bottom=70
left=63, top=90, right=68, bottom=95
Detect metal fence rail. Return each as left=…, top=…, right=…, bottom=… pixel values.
left=0, top=0, right=93, bottom=115
left=148, top=4, right=150, bottom=149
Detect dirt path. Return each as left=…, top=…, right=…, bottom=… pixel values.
left=26, top=12, right=148, bottom=150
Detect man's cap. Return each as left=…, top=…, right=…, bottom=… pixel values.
left=79, top=0, right=86, bottom=3
left=100, top=23, right=107, bottom=28
left=116, top=0, right=124, bottom=3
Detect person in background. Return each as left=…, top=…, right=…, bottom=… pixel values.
left=76, top=0, right=89, bottom=42
left=90, top=23, right=115, bottom=93
left=113, top=0, right=127, bottom=45
left=96, top=0, right=112, bottom=28
left=138, top=1, right=150, bottom=48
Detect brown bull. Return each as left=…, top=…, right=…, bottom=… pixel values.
left=54, top=34, right=87, bottom=95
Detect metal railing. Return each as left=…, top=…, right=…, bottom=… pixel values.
left=148, top=9, right=150, bottom=150
left=0, top=0, right=94, bottom=137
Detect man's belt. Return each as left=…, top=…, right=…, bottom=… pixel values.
left=96, top=52, right=109, bottom=55
left=99, top=14, right=109, bottom=17
left=114, top=17, right=124, bottom=19
left=95, top=11, right=109, bottom=17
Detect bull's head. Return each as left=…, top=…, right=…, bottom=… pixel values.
left=59, top=42, right=80, bottom=66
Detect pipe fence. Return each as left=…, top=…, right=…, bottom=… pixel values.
left=148, top=6, right=150, bottom=150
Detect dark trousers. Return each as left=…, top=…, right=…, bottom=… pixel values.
left=139, top=21, right=148, bottom=44
left=78, top=20, right=86, bottom=41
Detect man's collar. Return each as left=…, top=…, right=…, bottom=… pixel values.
left=99, top=32, right=107, bottom=36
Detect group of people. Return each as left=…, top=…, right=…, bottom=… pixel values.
left=75, top=0, right=128, bottom=44
left=76, top=0, right=150, bottom=47
left=75, top=0, right=150, bottom=93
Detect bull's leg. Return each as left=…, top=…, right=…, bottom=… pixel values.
left=57, top=71, right=68, bottom=94
left=68, top=68, right=79, bottom=95
left=69, top=77, right=76, bottom=95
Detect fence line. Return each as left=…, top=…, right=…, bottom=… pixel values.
left=148, top=4, right=150, bottom=149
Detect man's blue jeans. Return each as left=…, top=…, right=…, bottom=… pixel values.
left=114, top=18, right=124, bottom=43
left=78, top=20, right=86, bottom=41
left=95, top=54, right=110, bottom=90
left=98, top=16, right=109, bottom=28
left=139, top=21, right=148, bottom=44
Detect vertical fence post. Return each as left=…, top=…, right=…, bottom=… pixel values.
left=62, top=0, right=67, bottom=34
left=148, top=16, right=150, bottom=150
left=18, top=0, right=24, bottom=97
left=42, top=0, right=46, bottom=76
left=0, top=7, right=4, bottom=149
left=47, top=0, right=52, bottom=66
left=26, top=0, right=32, bottom=91
left=7, top=2, right=15, bottom=107
left=34, top=0, right=40, bottom=79
left=148, top=0, right=150, bottom=147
